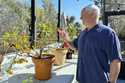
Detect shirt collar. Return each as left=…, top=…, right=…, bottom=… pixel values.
left=85, top=24, right=99, bottom=32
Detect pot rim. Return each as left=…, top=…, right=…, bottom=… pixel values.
left=32, top=54, right=55, bottom=59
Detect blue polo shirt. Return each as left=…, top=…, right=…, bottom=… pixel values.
left=73, top=24, right=122, bottom=83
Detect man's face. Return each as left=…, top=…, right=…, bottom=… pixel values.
left=80, top=9, right=95, bottom=26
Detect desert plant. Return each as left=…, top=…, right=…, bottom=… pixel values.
left=2, top=31, right=31, bottom=53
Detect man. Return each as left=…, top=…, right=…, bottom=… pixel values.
left=58, top=5, right=122, bottom=83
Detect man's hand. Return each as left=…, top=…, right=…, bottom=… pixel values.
left=57, top=28, right=70, bottom=42
left=109, top=59, right=121, bottom=83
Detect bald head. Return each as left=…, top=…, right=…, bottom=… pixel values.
left=80, top=5, right=100, bottom=28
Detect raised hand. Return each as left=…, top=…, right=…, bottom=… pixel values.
left=57, top=28, right=70, bottom=42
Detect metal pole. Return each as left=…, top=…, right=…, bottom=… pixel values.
left=103, top=0, right=106, bottom=15
left=57, top=0, right=61, bottom=42
left=30, top=0, right=36, bottom=48
left=103, top=0, right=106, bottom=25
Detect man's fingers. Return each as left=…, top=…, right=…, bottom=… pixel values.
left=58, top=29, right=66, bottom=37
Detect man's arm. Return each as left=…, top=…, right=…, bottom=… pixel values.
left=64, top=36, right=78, bottom=49
left=104, top=31, right=122, bottom=83
left=109, top=59, right=121, bottom=83
left=58, top=29, right=78, bottom=49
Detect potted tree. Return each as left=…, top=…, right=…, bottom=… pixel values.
left=32, top=49, right=55, bottom=80
left=1, top=32, right=31, bottom=75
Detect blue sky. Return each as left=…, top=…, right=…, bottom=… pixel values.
left=21, top=0, right=94, bottom=22
left=51, top=0, right=93, bottom=22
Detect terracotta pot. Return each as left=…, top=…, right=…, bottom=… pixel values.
left=32, top=54, right=55, bottom=80
left=50, top=48, right=67, bottom=65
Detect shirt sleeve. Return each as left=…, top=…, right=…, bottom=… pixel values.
left=105, top=31, right=122, bottom=62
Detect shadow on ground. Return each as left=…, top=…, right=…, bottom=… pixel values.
left=5, top=73, right=74, bottom=83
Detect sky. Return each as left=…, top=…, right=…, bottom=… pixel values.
left=21, top=0, right=94, bottom=22
left=51, top=0, right=94, bottom=22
